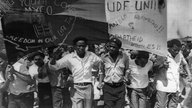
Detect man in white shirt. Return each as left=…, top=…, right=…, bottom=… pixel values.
left=49, top=37, right=102, bottom=108
left=154, top=39, right=192, bottom=108
left=127, top=51, right=153, bottom=108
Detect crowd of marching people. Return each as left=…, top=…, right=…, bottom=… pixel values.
left=0, top=36, right=192, bottom=108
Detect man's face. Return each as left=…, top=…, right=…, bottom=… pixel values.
left=33, top=55, right=44, bottom=67
left=75, top=40, right=87, bottom=55
left=182, top=46, right=191, bottom=58
left=68, top=46, right=74, bottom=53
left=169, top=45, right=181, bottom=57
left=95, top=48, right=100, bottom=55
left=108, top=42, right=119, bottom=55
left=34, top=55, right=43, bottom=62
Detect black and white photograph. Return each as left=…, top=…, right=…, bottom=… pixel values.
left=0, top=0, right=192, bottom=108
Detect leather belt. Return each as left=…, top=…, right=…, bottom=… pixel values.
left=74, top=82, right=92, bottom=86
left=105, top=82, right=124, bottom=87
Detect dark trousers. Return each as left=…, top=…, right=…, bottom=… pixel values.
left=154, top=90, right=179, bottom=108
left=127, top=88, right=147, bottom=108
left=38, top=83, right=53, bottom=108
left=103, top=83, right=125, bottom=108
left=183, top=88, right=192, bottom=108
left=0, top=91, right=8, bottom=108
left=8, top=92, right=34, bottom=108
left=51, top=87, right=72, bottom=108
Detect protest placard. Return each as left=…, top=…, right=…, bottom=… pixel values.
left=106, top=0, right=167, bottom=56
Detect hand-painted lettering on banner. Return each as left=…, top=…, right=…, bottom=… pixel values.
left=2, top=0, right=75, bottom=15
left=106, top=0, right=167, bottom=56
left=106, top=0, right=159, bottom=13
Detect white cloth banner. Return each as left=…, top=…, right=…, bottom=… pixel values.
left=106, top=0, right=167, bottom=56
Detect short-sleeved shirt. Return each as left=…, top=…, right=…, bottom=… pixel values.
left=102, top=52, right=129, bottom=83
left=49, top=51, right=102, bottom=83
left=156, top=51, right=186, bottom=93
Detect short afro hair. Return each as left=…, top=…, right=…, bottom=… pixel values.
left=73, top=37, right=88, bottom=45
left=136, top=51, right=150, bottom=59
left=27, top=51, right=45, bottom=61
left=167, top=39, right=182, bottom=48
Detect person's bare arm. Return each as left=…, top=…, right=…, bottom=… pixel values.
left=97, top=62, right=105, bottom=89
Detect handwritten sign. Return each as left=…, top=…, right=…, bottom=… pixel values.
left=2, top=0, right=73, bottom=15
left=1, top=0, right=106, bottom=22
left=106, top=0, right=167, bottom=56
left=1, top=13, right=55, bottom=63
left=1, top=13, right=109, bottom=63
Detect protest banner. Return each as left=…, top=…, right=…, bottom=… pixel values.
left=1, top=13, right=108, bottom=63
left=54, top=0, right=106, bottom=22
left=1, top=12, right=54, bottom=63
left=1, top=0, right=168, bottom=61
left=46, top=15, right=108, bottom=45
left=106, top=0, right=167, bottom=56
left=0, top=0, right=68, bottom=15
left=0, top=0, right=106, bottom=22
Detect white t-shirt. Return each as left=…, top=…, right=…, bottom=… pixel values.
left=128, top=58, right=153, bottom=88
